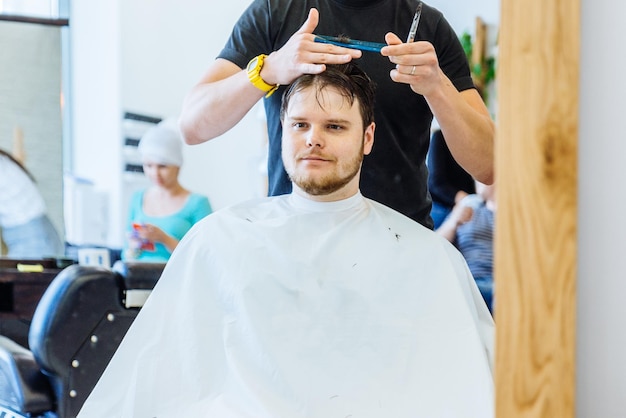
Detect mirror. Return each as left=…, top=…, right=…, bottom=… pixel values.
left=0, top=17, right=68, bottom=253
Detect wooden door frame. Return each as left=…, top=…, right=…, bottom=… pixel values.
left=495, top=0, right=579, bottom=416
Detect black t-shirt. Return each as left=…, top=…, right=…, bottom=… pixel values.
left=218, top=0, right=474, bottom=228
left=427, top=129, right=476, bottom=208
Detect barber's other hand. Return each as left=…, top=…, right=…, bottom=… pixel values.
left=381, top=32, right=443, bottom=96
left=261, top=8, right=362, bottom=86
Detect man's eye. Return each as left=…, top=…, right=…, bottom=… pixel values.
left=293, top=122, right=307, bottom=129
left=328, top=124, right=343, bottom=131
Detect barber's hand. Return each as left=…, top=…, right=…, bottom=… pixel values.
left=261, top=8, right=362, bottom=86
left=381, top=32, right=443, bottom=96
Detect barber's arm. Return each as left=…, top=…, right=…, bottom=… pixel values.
left=179, top=62, right=263, bottom=144
left=179, top=8, right=360, bottom=145
left=381, top=34, right=495, bottom=185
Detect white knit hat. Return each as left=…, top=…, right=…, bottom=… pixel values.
left=138, top=119, right=184, bottom=167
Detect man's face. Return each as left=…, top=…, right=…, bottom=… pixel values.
left=281, top=86, right=375, bottom=201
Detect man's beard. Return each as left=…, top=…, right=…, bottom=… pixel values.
left=287, top=145, right=364, bottom=196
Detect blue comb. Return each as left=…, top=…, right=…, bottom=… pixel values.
left=314, top=35, right=386, bottom=53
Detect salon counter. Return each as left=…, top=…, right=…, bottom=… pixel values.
left=0, top=258, right=70, bottom=347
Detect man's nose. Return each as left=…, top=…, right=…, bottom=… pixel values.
left=305, top=127, right=324, bottom=147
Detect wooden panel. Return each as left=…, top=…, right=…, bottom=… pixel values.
left=495, top=0, right=579, bottom=417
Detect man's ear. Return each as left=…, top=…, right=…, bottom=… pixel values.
left=363, top=122, right=375, bottom=155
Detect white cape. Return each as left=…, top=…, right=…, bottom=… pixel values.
left=78, top=193, right=494, bottom=417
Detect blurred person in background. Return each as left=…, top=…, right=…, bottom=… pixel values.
left=437, top=180, right=495, bottom=312
left=0, top=148, right=64, bottom=258
left=124, top=120, right=212, bottom=262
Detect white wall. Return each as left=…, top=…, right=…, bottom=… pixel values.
left=428, top=0, right=499, bottom=34
left=577, top=0, right=626, bottom=415
left=429, top=0, right=499, bottom=116
left=70, top=1, right=123, bottom=246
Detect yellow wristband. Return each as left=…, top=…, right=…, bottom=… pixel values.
left=246, top=54, right=279, bottom=97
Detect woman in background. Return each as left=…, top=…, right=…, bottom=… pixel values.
left=124, top=120, right=212, bottom=262
left=0, top=149, right=64, bottom=258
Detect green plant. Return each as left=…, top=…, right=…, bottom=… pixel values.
left=460, top=30, right=496, bottom=100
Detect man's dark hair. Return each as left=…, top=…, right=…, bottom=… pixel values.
left=280, top=63, right=376, bottom=130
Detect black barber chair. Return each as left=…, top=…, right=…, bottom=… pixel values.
left=0, top=261, right=165, bottom=418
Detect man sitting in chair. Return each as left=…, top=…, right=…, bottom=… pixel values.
left=78, top=63, right=494, bottom=418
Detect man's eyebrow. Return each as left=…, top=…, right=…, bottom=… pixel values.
left=286, top=115, right=352, bottom=125
left=285, top=115, right=307, bottom=121
left=325, top=118, right=352, bottom=125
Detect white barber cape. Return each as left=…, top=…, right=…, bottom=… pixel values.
left=78, top=192, right=494, bottom=418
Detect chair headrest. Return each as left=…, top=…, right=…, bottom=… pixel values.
left=112, top=260, right=165, bottom=290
